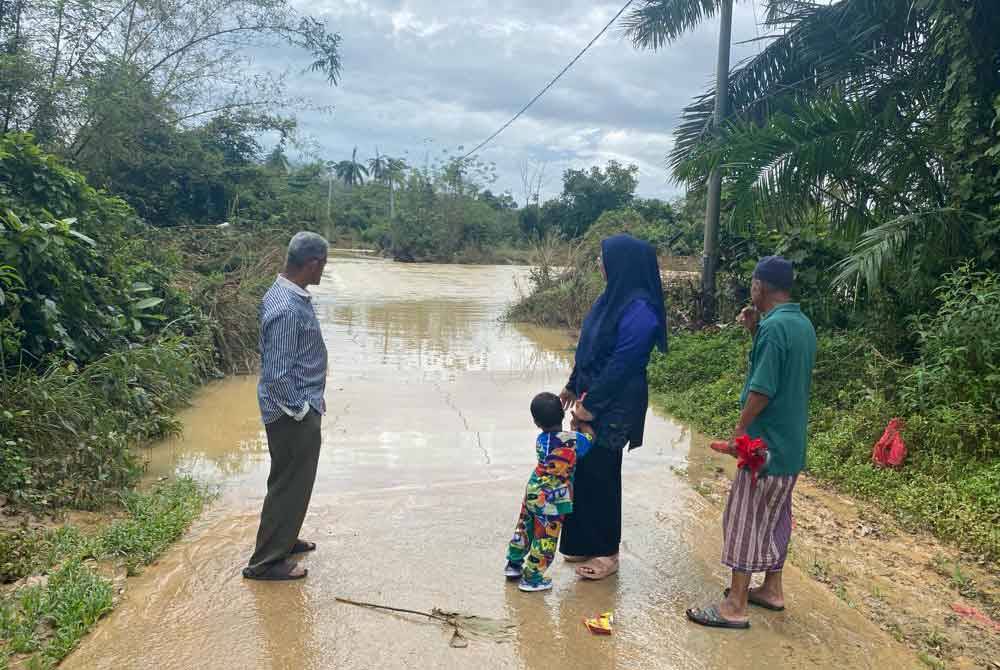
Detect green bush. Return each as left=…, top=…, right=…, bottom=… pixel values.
left=904, top=263, right=1000, bottom=419
left=0, top=337, right=213, bottom=508
left=0, top=134, right=200, bottom=366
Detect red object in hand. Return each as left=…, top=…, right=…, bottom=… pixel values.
left=872, top=418, right=907, bottom=468
left=734, top=434, right=769, bottom=486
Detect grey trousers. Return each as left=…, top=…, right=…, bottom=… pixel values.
left=247, top=409, right=322, bottom=572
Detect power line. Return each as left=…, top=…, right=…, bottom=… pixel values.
left=460, top=0, right=635, bottom=161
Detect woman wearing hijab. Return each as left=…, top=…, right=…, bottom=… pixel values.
left=560, top=234, right=668, bottom=580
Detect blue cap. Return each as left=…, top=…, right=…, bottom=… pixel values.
left=752, top=256, right=794, bottom=290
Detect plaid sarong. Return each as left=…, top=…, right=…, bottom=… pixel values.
left=721, top=469, right=797, bottom=573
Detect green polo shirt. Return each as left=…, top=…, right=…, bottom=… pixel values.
left=740, top=303, right=817, bottom=476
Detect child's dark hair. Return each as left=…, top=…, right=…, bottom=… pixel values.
left=531, top=392, right=564, bottom=429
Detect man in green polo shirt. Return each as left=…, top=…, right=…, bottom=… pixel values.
left=687, top=256, right=817, bottom=629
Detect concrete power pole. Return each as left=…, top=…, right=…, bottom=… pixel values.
left=701, top=0, right=733, bottom=324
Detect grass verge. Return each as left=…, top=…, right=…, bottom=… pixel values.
left=0, top=478, right=208, bottom=668
left=647, top=329, right=1000, bottom=560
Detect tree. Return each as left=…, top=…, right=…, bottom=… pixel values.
left=384, top=157, right=408, bottom=219
left=663, top=0, right=1000, bottom=305
left=334, top=147, right=368, bottom=187
left=556, top=160, right=639, bottom=238
left=623, top=0, right=734, bottom=323
left=367, top=149, right=408, bottom=218
left=0, top=0, right=342, bottom=165
left=265, top=146, right=291, bottom=174
left=368, top=149, right=388, bottom=183
left=519, top=159, right=547, bottom=208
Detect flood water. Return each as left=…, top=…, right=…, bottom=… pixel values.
left=64, top=253, right=915, bottom=669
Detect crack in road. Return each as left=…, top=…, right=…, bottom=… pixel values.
left=434, top=380, right=491, bottom=465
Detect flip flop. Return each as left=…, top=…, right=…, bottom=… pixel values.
left=723, top=587, right=785, bottom=611
left=291, top=540, right=317, bottom=555
left=242, top=560, right=308, bottom=581
left=576, top=556, right=619, bottom=580
left=686, top=605, right=750, bottom=629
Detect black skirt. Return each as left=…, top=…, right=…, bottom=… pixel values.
left=559, top=439, right=624, bottom=557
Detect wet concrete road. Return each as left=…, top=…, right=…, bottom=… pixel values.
left=64, top=253, right=917, bottom=669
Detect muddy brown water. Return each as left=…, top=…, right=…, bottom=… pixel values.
left=64, top=252, right=918, bottom=669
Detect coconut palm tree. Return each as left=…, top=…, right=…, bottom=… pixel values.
left=368, top=148, right=389, bottom=183
left=384, top=157, right=409, bottom=220
left=622, top=0, right=735, bottom=323
left=334, top=146, right=368, bottom=187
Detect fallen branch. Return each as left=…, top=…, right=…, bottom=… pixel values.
left=335, top=596, right=516, bottom=649
left=334, top=597, right=452, bottom=624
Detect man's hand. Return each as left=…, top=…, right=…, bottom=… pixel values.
left=559, top=387, right=577, bottom=410
left=710, top=426, right=749, bottom=459
left=737, top=306, right=760, bottom=335
left=709, top=440, right=738, bottom=457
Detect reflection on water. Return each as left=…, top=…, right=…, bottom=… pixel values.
left=144, top=253, right=582, bottom=486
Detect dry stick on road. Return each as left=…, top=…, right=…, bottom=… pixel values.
left=335, top=597, right=515, bottom=648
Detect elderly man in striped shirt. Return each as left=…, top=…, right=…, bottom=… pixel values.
left=243, top=232, right=329, bottom=581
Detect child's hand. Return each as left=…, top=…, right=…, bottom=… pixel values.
left=559, top=387, right=577, bottom=410
left=572, top=401, right=594, bottom=423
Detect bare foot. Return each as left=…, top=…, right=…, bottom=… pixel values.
left=576, top=555, right=619, bottom=580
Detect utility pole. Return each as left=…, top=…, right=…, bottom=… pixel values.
left=701, top=0, right=733, bottom=324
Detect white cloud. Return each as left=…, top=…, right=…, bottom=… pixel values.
left=267, top=0, right=763, bottom=201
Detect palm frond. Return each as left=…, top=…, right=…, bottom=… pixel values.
left=831, top=208, right=984, bottom=291
left=621, top=0, right=726, bottom=50
left=670, top=0, right=923, bottom=171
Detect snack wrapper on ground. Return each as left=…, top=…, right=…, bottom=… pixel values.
left=584, top=610, right=614, bottom=635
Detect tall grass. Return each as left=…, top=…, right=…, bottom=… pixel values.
left=0, top=337, right=212, bottom=508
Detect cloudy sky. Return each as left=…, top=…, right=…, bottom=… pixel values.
left=267, top=1, right=764, bottom=202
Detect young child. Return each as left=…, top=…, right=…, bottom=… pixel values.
left=505, top=392, right=594, bottom=592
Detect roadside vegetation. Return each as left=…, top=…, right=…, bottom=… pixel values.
left=1, top=0, right=341, bottom=660
left=0, top=479, right=207, bottom=669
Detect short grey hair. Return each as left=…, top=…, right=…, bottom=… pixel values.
left=286, top=231, right=329, bottom=269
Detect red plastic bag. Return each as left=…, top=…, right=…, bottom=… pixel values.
left=872, top=418, right=906, bottom=468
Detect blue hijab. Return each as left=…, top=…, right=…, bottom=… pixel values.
left=575, top=235, right=667, bottom=371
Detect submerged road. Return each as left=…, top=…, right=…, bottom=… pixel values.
left=65, top=253, right=915, bottom=669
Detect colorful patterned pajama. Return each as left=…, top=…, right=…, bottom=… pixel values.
left=506, top=430, right=592, bottom=586
left=506, top=497, right=563, bottom=586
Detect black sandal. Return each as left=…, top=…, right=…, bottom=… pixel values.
left=243, top=560, right=308, bottom=581
left=291, top=540, right=317, bottom=555
left=686, top=605, right=750, bottom=629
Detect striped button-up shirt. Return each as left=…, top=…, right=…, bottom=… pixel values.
left=258, top=276, right=328, bottom=425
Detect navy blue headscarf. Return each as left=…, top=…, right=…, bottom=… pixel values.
left=575, top=235, right=667, bottom=371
